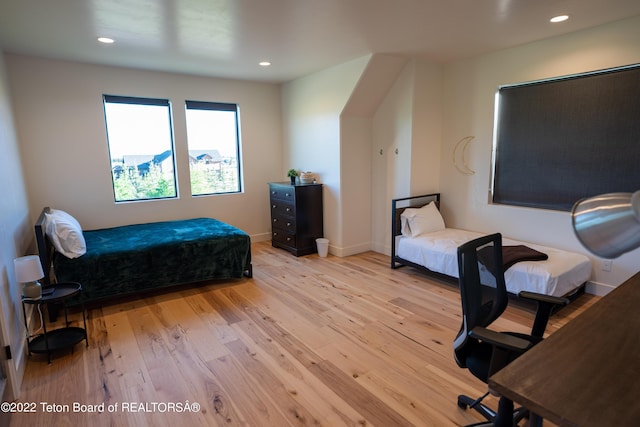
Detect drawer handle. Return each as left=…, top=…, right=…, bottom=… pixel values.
left=286, top=237, right=292, bottom=241
left=285, top=193, right=291, bottom=197
left=286, top=208, right=291, bottom=212
left=271, top=191, right=276, bottom=195
left=273, top=218, right=277, bottom=223
left=286, top=222, right=291, bottom=226
left=272, top=204, right=277, bottom=209
left=273, top=232, right=277, bottom=236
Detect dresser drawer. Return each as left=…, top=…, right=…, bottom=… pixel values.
left=271, top=201, right=295, bottom=217
left=269, top=186, right=296, bottom=202
left=272, top=230, right=296, bottom=247
left=271, top=216, right=296, bottom=231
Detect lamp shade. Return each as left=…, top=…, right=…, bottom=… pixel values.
left=14, top=255, right=44, bottom=283
left=571, top=191, right=640, bottom=259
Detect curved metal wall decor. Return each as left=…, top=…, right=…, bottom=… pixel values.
left=453, top=136, right=475, bottom=175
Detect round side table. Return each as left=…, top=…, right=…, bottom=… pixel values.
left=21, top=282, right=88, bottom=363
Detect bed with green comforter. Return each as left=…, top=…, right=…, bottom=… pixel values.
left=35, top=210, right=252, bottom=305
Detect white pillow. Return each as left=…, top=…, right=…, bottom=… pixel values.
left=44, top=209, right=87, bottom=259
left=400, top=210, right=414, bottom=236
left=400, top=202, right=445, bottom=237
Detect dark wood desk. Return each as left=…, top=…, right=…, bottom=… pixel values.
left=489, top=271, right=640, bottom=427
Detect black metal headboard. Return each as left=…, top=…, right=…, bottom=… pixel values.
left=390, top=193, right=440, bottom=269
left=34, top=207, right=53, bottom=286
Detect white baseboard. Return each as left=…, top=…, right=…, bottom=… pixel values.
left=257, top=236, right=373, bottom=258
left=585, top=280, right=616, bottom=296
left=250, top=232, right=272, bottom=243
left=333, top=242, right=371, bottom=257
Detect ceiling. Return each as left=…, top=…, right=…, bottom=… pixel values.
left=1, top=0, right=639, bottom=83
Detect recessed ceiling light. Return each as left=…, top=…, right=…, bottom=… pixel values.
left=550, top=15, right=569, bottom=23
left=97, top=37, right=115, bottom=44
left=259, top=61, right=271, bottom=67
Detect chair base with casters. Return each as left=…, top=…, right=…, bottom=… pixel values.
left=458, top=393, right=528, bottom=427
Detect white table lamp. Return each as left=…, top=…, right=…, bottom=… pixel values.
left=14, top=255, right=44, bottom=299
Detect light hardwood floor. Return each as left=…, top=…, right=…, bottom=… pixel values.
left=9, top=242, right=597, bottom=427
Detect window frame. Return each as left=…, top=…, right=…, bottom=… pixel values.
left=103, top=94, right=178, bottom=203
left=184, top=100, right=243, bottom=196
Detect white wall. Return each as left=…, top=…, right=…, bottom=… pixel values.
left=6, top=54, right=283, bottom=240
left=282, top=54, right=438, bottom=257
left=343, top=54, right=409, bottom=255
left=370, top=59, right=443, bottom=254
left=340, top=117, right=372, bottom=254
left=281, top=56, right=370, bottom=253
left=371, top=62, right=415, bottom=252
left=0, top=53, right=31, bottom=400
left=410, top=60, right=443, bottom=197
left=440, top=15, right=640, bottom=294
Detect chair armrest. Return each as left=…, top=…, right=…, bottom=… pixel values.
left=518, top=291, right=570, bottom=307
left=470, top=326, right=533, bottom=377
left=518, top=291, right=570, bottom=338
left=469, top=327, right=531, bottom=353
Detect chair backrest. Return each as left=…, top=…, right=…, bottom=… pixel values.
left=453, top=233, right=508, bottom=367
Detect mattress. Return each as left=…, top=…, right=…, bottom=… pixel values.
left=396, top=228, right=591, bottom=297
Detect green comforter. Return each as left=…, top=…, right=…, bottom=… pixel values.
left=53, top=218, right=251, bottom=304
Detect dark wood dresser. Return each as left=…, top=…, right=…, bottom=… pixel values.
left=269, top=182, right=323, bottom=256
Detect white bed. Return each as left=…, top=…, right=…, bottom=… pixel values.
left=391, top=194, right=592, bottom=298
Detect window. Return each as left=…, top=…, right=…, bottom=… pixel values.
left=492, top=64, right=640, bottom=211
left=103, top=95, right=177, bottom=202
left=185, top=101, right=242, bottom=195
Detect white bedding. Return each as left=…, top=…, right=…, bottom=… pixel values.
left=396, top=228, right=591, bottom=297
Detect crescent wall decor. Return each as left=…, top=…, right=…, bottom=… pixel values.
left=453, top=135, right=475, bottom=175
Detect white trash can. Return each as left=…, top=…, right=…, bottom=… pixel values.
left=316, top=238, right=329, bottom=257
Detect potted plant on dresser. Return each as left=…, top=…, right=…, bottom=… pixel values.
left=287, top=169, right=298, bottom=185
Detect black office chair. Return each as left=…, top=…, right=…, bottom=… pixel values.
left=453, top=233, right=568, bottom=427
